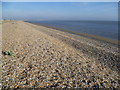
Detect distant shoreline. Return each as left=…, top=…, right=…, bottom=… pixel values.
left=28, top=22, right=119, bottom=46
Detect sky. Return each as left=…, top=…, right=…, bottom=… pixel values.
left=2, top=2, right=118, bottom=21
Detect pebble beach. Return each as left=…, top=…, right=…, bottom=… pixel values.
left=1, top=20, right=120, bottom=88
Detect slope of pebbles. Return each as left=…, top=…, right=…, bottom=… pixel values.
left=1, top=21, right=120, bottom=88
left=29, top=23, right=119, bottom=73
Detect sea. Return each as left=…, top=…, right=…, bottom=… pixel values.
left=29, top=20, right=118, bottom=40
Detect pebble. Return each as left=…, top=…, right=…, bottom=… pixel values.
left=2, top=21, right=120, bottom=88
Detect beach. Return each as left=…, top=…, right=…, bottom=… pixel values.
left=1, top=20, right=120, bottom=88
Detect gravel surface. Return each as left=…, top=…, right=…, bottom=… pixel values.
left=1, top=21, right=120, bottom=88
left=30, top=22, right=120, bottom=73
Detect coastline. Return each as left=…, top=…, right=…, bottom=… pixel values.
left=2, top=20, right=120, bottom=88
left=28, top=21, right=119, bottom=68
left=29, top=22, right=119, bottom=46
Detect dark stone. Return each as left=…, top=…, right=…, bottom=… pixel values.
left=81, top=80, right=86, bottom=83
left=92, top=84, right=99, bottom=88
left=87, top=80, right=91, bottom=85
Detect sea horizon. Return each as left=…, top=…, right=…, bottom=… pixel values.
left=28, top=20, right=118, bottom=40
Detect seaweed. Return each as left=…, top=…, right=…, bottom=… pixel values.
left=2, top=51, right=15, bottom=56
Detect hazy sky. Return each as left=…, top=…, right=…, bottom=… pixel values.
left=2, top=2, right=118, bottom=21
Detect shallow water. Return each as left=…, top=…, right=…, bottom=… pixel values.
left=29, top=20, right=118, bottom=40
